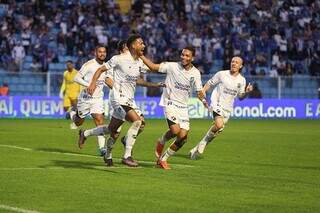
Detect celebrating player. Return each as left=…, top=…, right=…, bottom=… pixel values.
left=189, top=56, right=253, bottom=159
left=67, top=45, right=109, bottom=155
left=77, top=34, right=148, bottom=167
left=139, top=46, right=208, bottom=169
left=103, top=40, right=165, bottom=166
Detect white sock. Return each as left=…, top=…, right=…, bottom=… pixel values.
left=160, top=148, right=175, bottom=161
left=105, top=137, right=115, bottom=159
left=197, top=127, right=215, bottom=154
left=84, top=125, right=110, bottom=137
left=123, top=120, right=142, bottom=159
left=97, top=136, right=105, bottom=149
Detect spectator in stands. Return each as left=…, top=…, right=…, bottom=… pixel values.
left=7, top=58, right=19, bottom=73
left=309, top=53, right=320, bottom=77
left=309, top=53, right=320, bottom=87
left=285, top=62, right=294, bottom=88
left=248, top=83, right=262, bottom=99
left=30, top=58, right=42, bottom=72
left=0, top=82, right=9, bottom=96
left=0, top=0, right=318, bottom=78
left=269, top=65, right=278, bottom=87
left=11, top=41, right=25, bottom=72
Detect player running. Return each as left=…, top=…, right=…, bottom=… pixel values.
left=139, top=46, right=208, bottom=170
left=103, top=40, right=165, bottom=166
left=189, top=56, right=253, bottom=159
left=67, top=45, right=109, bottom=156
left=77, top=34, right=149, bottom=167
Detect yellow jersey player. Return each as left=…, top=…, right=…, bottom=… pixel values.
left=59, top=60, right=80, bottom=129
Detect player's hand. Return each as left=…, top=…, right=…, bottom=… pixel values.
left=87, top=84, right=96, bottom=95
left=246, top=83, right=253, bottom=93
left=157, top=82, right=166, bottom=88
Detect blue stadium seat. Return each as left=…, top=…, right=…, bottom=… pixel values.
left=19, top=76, right=29, bottom=84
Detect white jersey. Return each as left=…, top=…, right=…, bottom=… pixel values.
left=105, top=52, right=146, bottom=106
left=78, top=59, right=106, bottom=98
left=208, top=70, right=246, bottom=113
left=159, top=62, right=203, bottom=108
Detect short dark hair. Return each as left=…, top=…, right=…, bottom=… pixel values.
left=126, top=34, right=142, bottom=48
left=95, top=45, right=107, bottom=51
left=117, top=40, right=127, bottom=52
left=66, top=60, right=73, bottom=64
left=183, top=46, right=196, bottom=56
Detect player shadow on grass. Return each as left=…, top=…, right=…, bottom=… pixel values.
left=37, top=148, right=158, bottom=169
left=36, top=147, right=96, bottom=156
left=50, top=160, right=118, bottom=173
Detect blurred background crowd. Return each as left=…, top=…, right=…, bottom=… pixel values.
left=0, top=0, right=319, bottom=77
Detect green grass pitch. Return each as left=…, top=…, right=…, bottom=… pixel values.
left=0, top=118, right=320, bottom=213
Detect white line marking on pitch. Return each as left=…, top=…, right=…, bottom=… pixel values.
left=0, top=204, right=42, bottom=213
left=0, top=144, right=194, bottom=168
left=0, top=167, right=143, bottom=171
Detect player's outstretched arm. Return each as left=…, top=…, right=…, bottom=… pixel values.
left=74, top=72, right=90, bottom=87
left=140, top=55, right=160, bottom=72
left=238, top=83, right=253, bottom=100
left=87, top=66, right=108, bottom=95
left=136, top=78, right=165, bottom=88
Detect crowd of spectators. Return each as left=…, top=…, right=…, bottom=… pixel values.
left=0, top=0, right=319, bottom=79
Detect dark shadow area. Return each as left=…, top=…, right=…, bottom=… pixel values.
left=36, top=147, right=95, bottom=156
left=48, top=160, right=118, bottom=173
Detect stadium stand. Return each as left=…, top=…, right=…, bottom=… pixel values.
left=0, top=0, right=319, bottom=98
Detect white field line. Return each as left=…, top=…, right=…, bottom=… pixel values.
left=0, top=167, right=142, bottom=170
left=0, top=144, right=194, bottom=168
left=0, top=204, right=42, bottom=213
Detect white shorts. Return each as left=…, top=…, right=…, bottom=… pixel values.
left=164, top=104, right=189, bottom=131
left=210, top=105, right=230, bottom=124
left=77, top=96, right=104, bottom=119
left=109, top=100, right=143, bottom=121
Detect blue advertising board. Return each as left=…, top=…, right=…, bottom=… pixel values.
left=0, top=96, right=319, bottom=119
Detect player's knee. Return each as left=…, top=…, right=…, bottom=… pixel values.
left=170, top=126, right=180, bottom=135
left=215, top=122, right=224, bottom=131
left=177, top=132, right=188, bottom=141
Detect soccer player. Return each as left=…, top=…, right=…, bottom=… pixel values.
left=77, top=34, right=148, bottom=167
left=103, top=40, right=165, bottom=166
left=189, top=56, right=253, bottom=159
left=59, top=60, right=80, bottom=129
left=68, top=45, right=109, bottom=156
left=139, top=46, right=208, bottom=170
